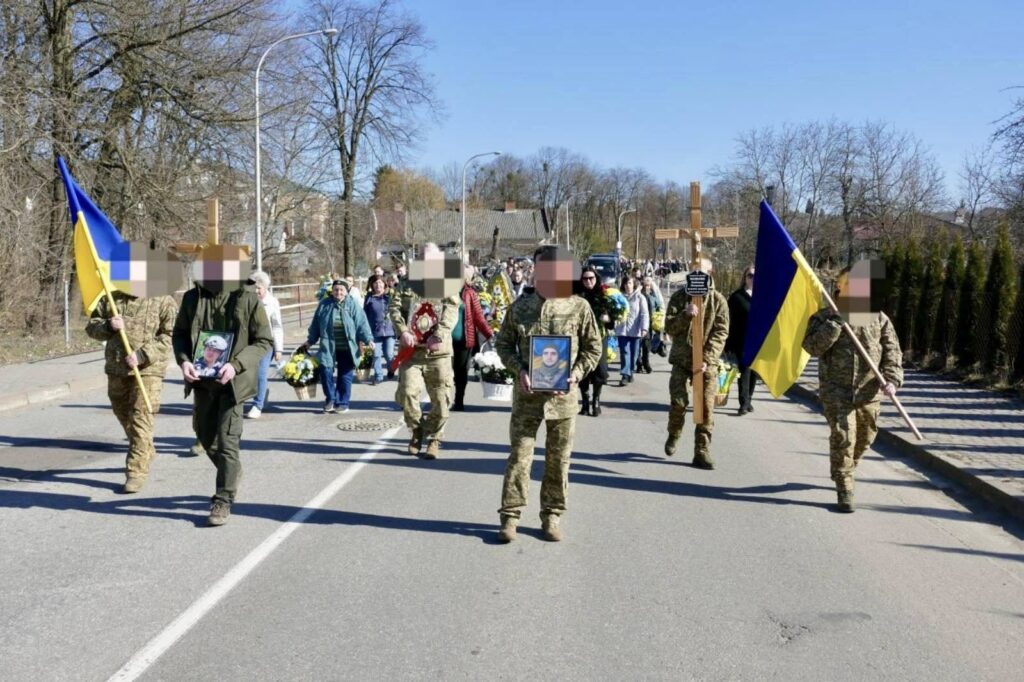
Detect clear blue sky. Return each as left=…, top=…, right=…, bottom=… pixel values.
left=409, top=0, right=1024, bottom=200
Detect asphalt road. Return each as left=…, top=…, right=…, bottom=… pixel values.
left=1, top=360, right=1023, bottom=681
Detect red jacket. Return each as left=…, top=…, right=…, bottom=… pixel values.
left=461, top=285, right=493, bottom=349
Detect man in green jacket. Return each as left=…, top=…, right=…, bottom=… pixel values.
left=172, top=246, right=273, bottom=526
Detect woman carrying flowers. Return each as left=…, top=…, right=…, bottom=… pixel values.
left=451, top=263, right=493, bottom=411
left=298, top=279, right=374, bottom=414
left=577, top=266, right=617, bottom=416
left=614, top=275, right=649, bottom=386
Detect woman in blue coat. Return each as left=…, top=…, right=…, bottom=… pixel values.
left=299, top=279, right=374, bottom=413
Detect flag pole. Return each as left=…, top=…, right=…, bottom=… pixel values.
left=79, top=218, right=155, bottom=414
left=818, top=287, right=922, bottom=440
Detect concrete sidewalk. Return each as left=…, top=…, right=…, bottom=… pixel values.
left=789, top=359, right=1024, bottom=522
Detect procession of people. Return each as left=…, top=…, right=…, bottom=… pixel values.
left=85, top=239, right=901, bottom=536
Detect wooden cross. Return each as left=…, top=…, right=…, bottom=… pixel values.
left=683, top=181, right=737, bottom=424
left=172, top=198, right=251, bottom=257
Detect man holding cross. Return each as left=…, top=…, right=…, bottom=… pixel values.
left=663, top=257, right=729, bottom=469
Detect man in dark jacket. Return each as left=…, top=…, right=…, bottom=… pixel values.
left=726, top=265, right=757, bottom=415
left=172, top=246, right=273, bottom=526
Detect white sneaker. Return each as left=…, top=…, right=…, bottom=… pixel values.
left=246, top=406, right=262, bottom=419
left=338, top=406, right=350, bottom=414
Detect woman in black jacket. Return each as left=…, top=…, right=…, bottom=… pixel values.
left=726, top=265, right=757, bottom=415
left=578, top=267, right=614, bottom=416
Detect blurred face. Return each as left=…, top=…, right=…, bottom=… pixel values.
left=371, top=279, right=385, bottom=295
left=464, top=264, right=476, bottom=283
left=581, top=271, right=597, bottom=290
left=542, top=346, right=559, bottom=367
left=534, top=253, right=576, bottom=299
left=511, top=268, right=523, bottom=283
left=745, top=269, right=755, bottom=291
left=203, top=346, right=220, bottom=364
left=373, top=267, right=384, bottom=277
left=623, top=278, right=635, bottom=294
left=255, top=283, right=268, bottom=298
left=332, top=284, right=348, bottom=301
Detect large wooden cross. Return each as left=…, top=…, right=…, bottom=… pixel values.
left=680, top=182, right=737, bottom=424
left=172, top=198, right=252, bottom=257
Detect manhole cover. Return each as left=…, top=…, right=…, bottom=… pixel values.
left=336, top=418, right=403, bottom=432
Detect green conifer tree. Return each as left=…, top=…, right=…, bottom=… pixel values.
left=982, top=222, right=1018, bottom=376
left=954, top=241, right=986, bottom=370
left=883, top=241, right=905, bottom=324
left=913, top=238, right=944, bottom=359
left=1011, top=265, right=1024, bottom=383
left=896, top=238, right=923, bottom=353
left=931, top=235, right=965, bottom=364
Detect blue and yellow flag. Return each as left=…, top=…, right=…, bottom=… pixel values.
left=58, top=157, right=127, bottom=314
left=742, top=201, right=824, bottom=397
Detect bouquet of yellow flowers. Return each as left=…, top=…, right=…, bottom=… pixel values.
left=356, top=345, right=375, bottom=370
left=651, top=310, right=665, bottom=333
left=282, top=352, right=320, bottom=387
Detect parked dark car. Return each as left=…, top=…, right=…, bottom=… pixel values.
left=583, top=253, right=620, bottom=286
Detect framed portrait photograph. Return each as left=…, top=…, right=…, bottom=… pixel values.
left=529, top=335, right=572, bottom=393
left=194, top=331, right=235, bottom=379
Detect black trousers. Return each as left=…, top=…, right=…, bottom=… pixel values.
left=639, top=335, right=652, bottom=371
left=580, top=337, right=609, bottom=392
left=737, top=364, right=758, bottom=408
left=452, top=339, right=474, bottom=407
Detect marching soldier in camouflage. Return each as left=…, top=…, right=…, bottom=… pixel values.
left=802, top=263, right=903, bottom=512
left=663, top=260, right=729, bottom=469
left=495, top=246, right=602, bottom=543
left=85, top=291, right=177, bottom=493
left=388, top=244, right=460, bottom=459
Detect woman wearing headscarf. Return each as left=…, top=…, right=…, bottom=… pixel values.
left=299, top=279, right=373, bottom=414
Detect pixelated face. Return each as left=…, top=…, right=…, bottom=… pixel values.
left=408, top=252, right=463, bottom=299
left=109, top=241, right=185, bottom=298
left=542, top=346, right=559, bottom=367
left=836, top=259, right=887, bottom=326
left=534, top=248, right=578, bottom=299
left=191, top=244, right=251, bottom=293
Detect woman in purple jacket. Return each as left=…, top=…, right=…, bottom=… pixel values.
left=363, top=275, right=396, bottom=384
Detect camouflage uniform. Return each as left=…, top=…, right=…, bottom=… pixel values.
left=494, top=292, right=601, bottom=522
left=85, top=293, right=177, bottom=483
left=388, top=288, right=460, bottom=444
left=663, top=286, right=729, bottom=465
left=802, top=309, right=903, bottom=495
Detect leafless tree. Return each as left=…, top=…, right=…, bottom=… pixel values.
left=304, top=0, right=440, bottom=275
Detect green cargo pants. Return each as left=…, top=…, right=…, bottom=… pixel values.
left=193, top=386, right=244, bottom=503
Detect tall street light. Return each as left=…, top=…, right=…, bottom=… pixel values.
left=254, top=27, right=337, bottom=272
left=616, top=207, right=636, bottom=266
left=461, top=151, right=501, bottom=261
left=561, top=190, right=590, bottom=251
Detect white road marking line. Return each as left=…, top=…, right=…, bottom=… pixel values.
left=107, top=425, right=402, bottom=681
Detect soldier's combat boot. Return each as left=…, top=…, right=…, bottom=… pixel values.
left=407, top=426, right=423, bottom=455
left=579, top=388, right=590, bottom=416
left=541, top=516, right=563, bottom=542
left=693, top=448, right=715, bottom=470
left=497, top=516, right=518, bottom=543
left=208, top=499, right=231, bottom=527
left=122, top=476, right=144, bottom=494
left=591, top=385, right=603, bottom=417
left=423, top=439, right=440, bottom=460
left=664, top=431, right=680, bottom=457
left=837, top=489, right=855, bottom=513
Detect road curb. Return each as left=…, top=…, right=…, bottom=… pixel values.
left=0, top=375, right=107, bottom=414
left=786, top=382, right=1024, bottom=523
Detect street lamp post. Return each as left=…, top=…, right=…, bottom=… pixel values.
left=561, top=190, right=590, bottom=251
left=461, top=151, right=501, bottom=261
left=254, top=27, right=337, bottom=272
left=616, top=207, right=636, bottom=266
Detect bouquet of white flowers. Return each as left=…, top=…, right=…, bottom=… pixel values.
left=473, top=350, right=516, bottom=385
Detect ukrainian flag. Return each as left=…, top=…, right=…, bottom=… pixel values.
left=58, top=157, right=127, bottom=314
left=742, top=200, right=824, bottom=397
